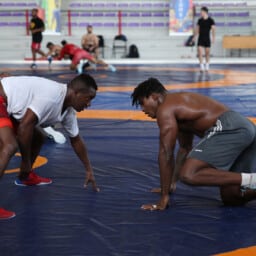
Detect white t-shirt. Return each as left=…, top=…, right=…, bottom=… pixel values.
left=1, top=76, right=79, bottom=137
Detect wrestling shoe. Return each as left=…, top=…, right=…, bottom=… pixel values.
left=108, top=65, right=116, bottom=72
left=76, top=61, right=84, bottom=74
left=0, top=208, right=15, bottom=220
left=200, top=63, right=204, bottom=72
left=43, top=126, right=66, bottom=144
left=30, top=63, right=37, bottom=70
left=205, top=63, right=210, bottom=71
left=14, top=170, right=52, bottom=186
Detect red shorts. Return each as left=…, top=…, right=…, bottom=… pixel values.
left=0, top=96, right=13, bottom=129
left=31, top=42, right=41, bottom=51
left=72, top=49, right=94, bottom=65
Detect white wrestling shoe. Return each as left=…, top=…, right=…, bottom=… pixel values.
left=77, top=62, right=83, bottom=74
left=200, top=63, right=205, bottom=72
left=205, top=63, right=210, bottom=72
left=43, top=127, right=66, bottom=144
left=108, top=65, right=116, bottom=72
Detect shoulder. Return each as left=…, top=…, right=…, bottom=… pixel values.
left=157, top=95, right=178, bottom=124
left=62, top=107, right=77, bottom=121
left=209, top=17, right=215, bottom=23
left=37, top=17, right=44, bottom=23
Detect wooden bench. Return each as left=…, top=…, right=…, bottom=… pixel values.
left=223, top=35, right=256, bottom=57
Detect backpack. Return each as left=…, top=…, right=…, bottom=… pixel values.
left=185, top=35, right=195, bottom=47
left=127, top=44, right=140, bottom=58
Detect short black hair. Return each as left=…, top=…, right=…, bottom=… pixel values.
left=46, top=42, right=54, bottom=48
left=61, top=40, right=67, bottom=46
left=201, top=6, right=208, bottom=13
left=68, top=74, right=98, bottom=93
left=131, top=78, right=167, bottom=107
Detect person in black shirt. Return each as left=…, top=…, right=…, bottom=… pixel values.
left=192, top=7, right=215, bottom=72
left=29, top=8, right=47, bottom=69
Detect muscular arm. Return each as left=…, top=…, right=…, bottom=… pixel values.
left=70, top=134, right=99, bottom=191
left=193, top=24, right=199, bottom=41
left=17, top=109, right=38, bottom=179
left=142, top=108, right=178, bottom=210
left=211, top=25, right=216, bottom=43
left=173, top=131, right=194, bottom=185
left=158, top=112, right=178, bottom=195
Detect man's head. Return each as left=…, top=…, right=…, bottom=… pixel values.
left=31, top=8, right=38, bottom=18
left=61, top=40, right=67, bottom=46
left=200, top=6, right=209, bottom=19
left=67, top=74, right=98, bottom=112
left=131, top=78, right=167, bottom=119
left=87, top=25, right=93, bottom=34
left=46, top=42, right=54, bottom=50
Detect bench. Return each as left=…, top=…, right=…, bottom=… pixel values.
left=223, top=35, right=256, bottom=56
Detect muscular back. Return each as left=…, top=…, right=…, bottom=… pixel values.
left=158, top=92, right=229, bottom=137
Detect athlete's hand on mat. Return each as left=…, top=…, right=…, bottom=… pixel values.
left=141, top=195, right=170, bottom=211
left=84, top=171, right=100, bottom=192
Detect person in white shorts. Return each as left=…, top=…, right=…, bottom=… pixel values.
left=0, top=74, right=99, bottom=219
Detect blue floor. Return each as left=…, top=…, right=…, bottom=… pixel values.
left=0, top=63, right=256, bottom=256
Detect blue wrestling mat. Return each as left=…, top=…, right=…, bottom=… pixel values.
left=0, top=63, right=256, bottom=255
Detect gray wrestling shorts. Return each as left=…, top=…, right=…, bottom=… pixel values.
left=188, top=111, right=256, bottom=173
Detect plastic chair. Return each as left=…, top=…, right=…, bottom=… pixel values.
left=112, top=34, right=127, bottom=58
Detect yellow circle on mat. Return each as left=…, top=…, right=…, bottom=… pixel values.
left=4, top=153, right=48, bottom=174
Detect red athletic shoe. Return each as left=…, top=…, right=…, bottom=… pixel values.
left=0, top=208, right=15, bottom=219
left=14, top=170, right=52, bottom=186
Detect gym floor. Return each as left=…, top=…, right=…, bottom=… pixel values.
left=0, top=61, right=256, bottom=256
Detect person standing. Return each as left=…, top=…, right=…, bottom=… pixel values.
left=193, top=7, right=215, bottom=72
left=29, top=8, right=47, bottom=69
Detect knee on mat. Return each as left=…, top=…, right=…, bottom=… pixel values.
left=221, top=196, right=245, bottom=207
left=220, top=186, right=246, bottom=206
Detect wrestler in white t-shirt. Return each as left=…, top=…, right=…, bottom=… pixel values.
left=0, top=74, right=99, bottom=219
left=2, top=76, right=79, bottom=137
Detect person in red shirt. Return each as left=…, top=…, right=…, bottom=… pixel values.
left=58, top=40, right=116, bottom=74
